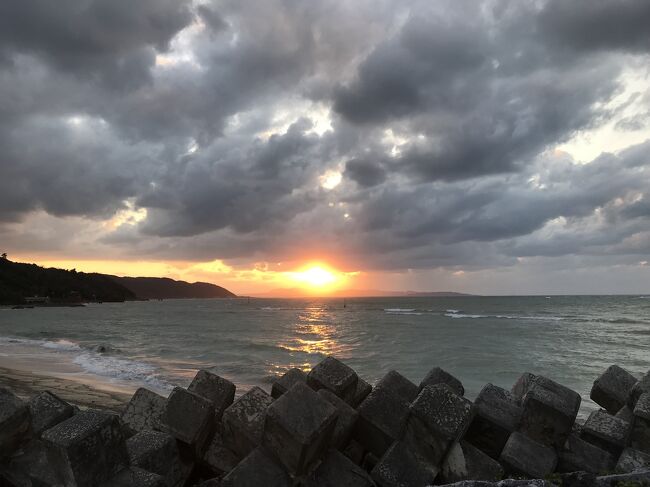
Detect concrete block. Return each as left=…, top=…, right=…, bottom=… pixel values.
left=615, top=447, right=650, bottom=473
left=163, top=387, right=213, bottom=453
left=419, top=367, right=464, bottom=396
left=343, top=439, right=365, bottom=465
left=302, top=449, right=375, bottom=487
left=519, top=376, right=581, bottom=448
left=557, top=434, right=615, bottom=474
left=202, top=431, right=241, bottom=476
left=42, top=409, right=128, bottom=487
left=371, top=441, right=439, bottom=487
left=307, top=356, right=358, bottom=402
left=6, top=439, right=62, bottom=486
left=591, top=365, right=638, bottom=414
left=512, top=372, right=537, bottom=404
left=0, top=387, right=31, bottom=456
left=126, top=430, right=191, bottom=487
left=120, top=387, right=166, bottom=435
left=349, top=379, right=372, bottom=409
left=271, top=368, right=307, bottom=399
left=221, top=447, right=291, bottom=487
left=378, top=370, right=418, bottom=403
left=499, top=431, right=557, bottom=478
left=628, top=372, right=650, bottom=408
left=402, top=384, right=474, bottom=465
left=188, top=370, right=236, bottom=420
left=581, top=410, right=631, bottom=456
left=100, top=467, right=166, bottom=487
left=318, top=388, right=359, bottom=449
left=464, top=384, right=522, bottom=459
left=354, top=383, right=410, bottom=457
left=361, top=451, right=379, bottom=472
left=616, top=405, right=635, bottom=423
left=439, top=440, right=504, bottom=484
left=222, top=386, right=273, bottom=458
left=28, top=391, right=74, bottom=438
left=595, top=470, right=650, bottom=487
left=630, top=398, right=650, bottom=453
left=263, top=382, right=337, bottom=474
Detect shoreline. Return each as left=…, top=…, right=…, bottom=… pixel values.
left=0, top=365, right=131, bottom=412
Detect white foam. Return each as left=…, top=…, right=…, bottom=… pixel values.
left=446, top=309, right=460, bottom=313
left=445, top=313, right=486, bottom=319
left=41, top=339, right=81, bottom=351
left=384, top=308, right=416, bottom=313
left=72, top=353, right=173, bottom=391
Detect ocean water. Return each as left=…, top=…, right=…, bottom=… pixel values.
left=1, top=295, right=649, bottom=415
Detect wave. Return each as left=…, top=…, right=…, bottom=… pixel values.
left=446, top=309, right=461, bottom=313
left=0, top=335, right=173, bottom=391
left=384, top=308, right=416, bottom=313
left=444, top=313, right=564, bottom=321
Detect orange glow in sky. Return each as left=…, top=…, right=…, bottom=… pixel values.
left=287, top=265, right=338, bottom=288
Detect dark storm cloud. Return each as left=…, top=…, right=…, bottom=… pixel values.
left=537, top=0, right=650, bottom=53
left=1, top=0, right=650, bottom=282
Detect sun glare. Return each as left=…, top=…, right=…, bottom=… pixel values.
left=289, top=265, right=338, bottom=288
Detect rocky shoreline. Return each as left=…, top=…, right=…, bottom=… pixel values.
left=1, top=358, right=649, bottom=486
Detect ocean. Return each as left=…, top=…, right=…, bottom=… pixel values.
left=1, top=295, right=649, bottom=416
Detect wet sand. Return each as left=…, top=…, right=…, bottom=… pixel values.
left=0, top=364, right=131, bottom=412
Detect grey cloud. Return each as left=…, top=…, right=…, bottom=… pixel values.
left=1, top=0, right=650, bottom=288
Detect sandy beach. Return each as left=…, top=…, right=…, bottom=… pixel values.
left=0, top=363, right=131, bottom=412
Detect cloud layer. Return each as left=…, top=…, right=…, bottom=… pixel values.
left=1, top=0, right=649, bottom=292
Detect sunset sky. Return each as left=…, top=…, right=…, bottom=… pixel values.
left=1, top=0, right=650, bottom=295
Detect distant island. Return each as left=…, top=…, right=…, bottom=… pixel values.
left=0, top=258, right=236, bottom=305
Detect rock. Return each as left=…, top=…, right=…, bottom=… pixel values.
left=402, top=384, right=474, bottom=465
left=439, top=440, right=504, bottom=484
left=307, top=356, right=358, bottom=403
left=628, top=372, right=650, bottom=408
left=318, top=388, right=359, bottom=449
left=499, top=432, right=557, bottom=478
left=302, top=449, right=375, bottom=487
left=557, top=433, right=615, bottom=474
left=518, top=375, right=581, bottom=448
left=222, top=386, right=273, bottom=458
left=631, top=393, right=650, bottom=453
left=28, top=391, right=74, bottom=438
left=271, top=368, right=307, bottom=399
left=163, top=387, right=213, bottom=454
left=354, top=382, right=410, bottom=457
left=5, top=439, right=62, bottom=486
left=616, top=405, right=634, bottom=423
left=126, top=430, right=191, bottom=487
left=361, top=451, right=379, bottom=472
left=349, top=377, right=372, bottom=408
left=580, top=410, right=630, bottom=456
left=0, top=387, right=31, bottom=456
left=263, top=382, right=337, bottom=475
left=370, top=440, right=439, bottom=487
left=591, top=365, right=638, bottom=414
left=188, top=370, right=236, bottom=420
left=202, top=431, right=241, bottom=476
left=419, top=367, right=465, bottom=396
left=197, top=479, right=221, bottom=487
left=120, top=387, right=166, bottom=435
left=595, top=469, right=650, bottom=487
left=464, top=384, right=522, bottom=459
left=100, top=467, right=166, bottom=487
left=221, top=447, right=291, bottom=487
left=615, top=447, right=650, bottom=473
left=378, top=370, right=418, bottom=402
left=42, top=409, right=128, bottom=487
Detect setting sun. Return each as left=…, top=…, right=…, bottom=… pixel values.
left=290, top=265, right=337, bottom=287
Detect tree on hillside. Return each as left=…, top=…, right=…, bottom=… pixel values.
left=1, top=253, right=7, bottom=260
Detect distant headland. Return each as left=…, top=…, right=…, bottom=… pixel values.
left=0, top=257, right=236, bottom=306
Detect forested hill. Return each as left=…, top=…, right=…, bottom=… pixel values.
left=0, top=258, right=236, bottom=304
left=110, top=276, right=236, bottom=299
left=0, top=258, right=135, bottom=304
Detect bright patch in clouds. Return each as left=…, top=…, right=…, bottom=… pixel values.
left=319, top=170, right=342, bottom=189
